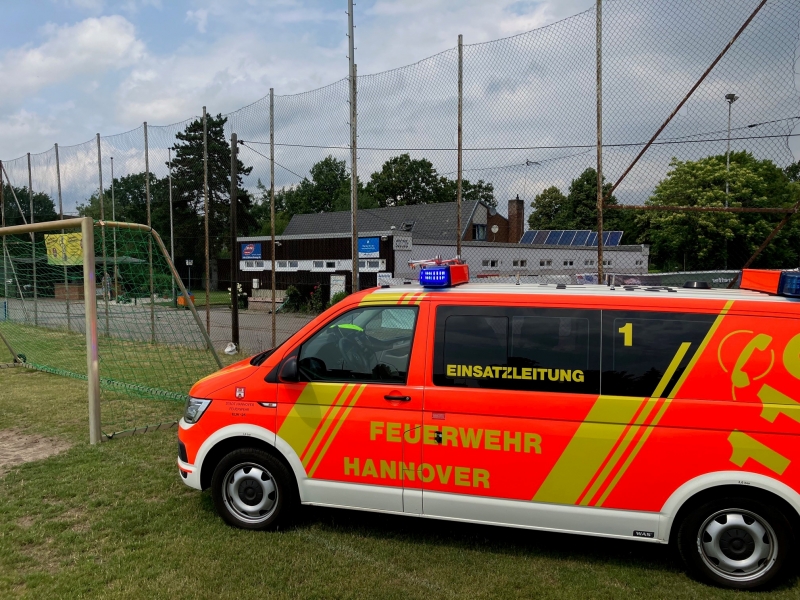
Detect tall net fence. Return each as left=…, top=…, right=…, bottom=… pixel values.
left=0, top=221, right=223, bottom=437
left=1, top=0, right=799, bottom=419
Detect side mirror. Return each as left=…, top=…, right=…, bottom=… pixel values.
left=279, top=355, right=298, bottom=382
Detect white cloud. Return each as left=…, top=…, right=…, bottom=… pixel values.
left=186, top=9, right=209, bottom=34
left=0, top=16, right=146, bottom=105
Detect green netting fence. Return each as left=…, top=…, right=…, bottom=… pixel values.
left=0, top=220, right=227, bottom=438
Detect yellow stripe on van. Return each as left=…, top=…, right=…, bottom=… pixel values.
left=277, top=383, right=348, bottom=462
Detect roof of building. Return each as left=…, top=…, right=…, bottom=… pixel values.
left=281, top=200, right=483, bottom=240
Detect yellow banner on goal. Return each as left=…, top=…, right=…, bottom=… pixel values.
left=44, top=233, right=83, bottom=265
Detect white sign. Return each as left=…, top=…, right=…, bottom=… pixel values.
left=376, top=272, right=393, bottom=287
left=252, top=279, right=259, bottom=289
left=185, top=259, right=194, bottom=266
left=330, top=274, right=346, bottom=299
left=393, top=236, right=412, bottom=251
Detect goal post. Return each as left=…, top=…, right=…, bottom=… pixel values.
left=0, top=217, right=222, bottom=444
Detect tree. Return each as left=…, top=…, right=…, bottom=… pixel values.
left=639, top=152, right=800, bottom=271
left=528, top=186, right=569, bottom=229
left=169, top=113, right=253, bottom=259
left=365, top=153, right=495, bottom=208
left=2, top=183, right=57, bottom=226
left=565, top=168, right=619, bottom=231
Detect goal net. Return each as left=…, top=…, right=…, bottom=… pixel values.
left=0, top=218, right=223, bottom=442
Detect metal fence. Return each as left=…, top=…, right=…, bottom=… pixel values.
left=2, top=0, right=800, bottom=356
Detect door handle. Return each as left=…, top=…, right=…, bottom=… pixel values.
left=384, top=395, right=411, bottom=402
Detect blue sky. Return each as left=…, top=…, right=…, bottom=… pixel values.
left=0, top=0, right=591, bottom=159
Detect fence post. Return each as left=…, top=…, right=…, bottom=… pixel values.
left=55, top=144, right=70, bottom=331
left=97, top=134, right=110, bottom=336
left=144, top=122, right=155, bottom=343
left=596, top=0, right=604, bottom=284
left=27, top=153, right=37, bottom=326
left=230, top=132, right=240, bottom=350
left=82, top=216, right=102, bottom=444
left=457, top=34, right=463, bottom=259
left=1, top=159, right=5, bottom=302
left=168, top=148, right=176, bottom=306
left=110, top=157, right=118, bottom=303
left=348, top=0, right=358, bottom=293
left=270, top=88, right=277, bottom=349
left=203, top=107, right=211, bottom=335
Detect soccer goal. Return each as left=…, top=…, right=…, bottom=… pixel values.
left=0, top=217, right=222, bottom=443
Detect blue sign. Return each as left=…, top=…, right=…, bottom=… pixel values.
left=241, top=243, right=262, bottom=260
left=358, top=237, right=380, bottom=258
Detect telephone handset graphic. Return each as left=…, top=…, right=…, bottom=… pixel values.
left=732, top=334, right=773, bottom=389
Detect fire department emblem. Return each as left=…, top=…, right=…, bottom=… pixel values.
left=235, top=387, right=245, bottom=399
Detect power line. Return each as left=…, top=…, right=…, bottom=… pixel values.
left=239, top=131, right=800, bottom=153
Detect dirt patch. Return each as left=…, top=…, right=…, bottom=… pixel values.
left=0, top=429, right=72, bottom=477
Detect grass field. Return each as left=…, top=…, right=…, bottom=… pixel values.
left=1, top=370, right=799, bottom=599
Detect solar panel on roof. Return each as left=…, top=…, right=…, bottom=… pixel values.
left=520, top=231, right=536, bottom=244
left=557, top=231, right=576, bottom=245
left=606, top=231, right=623, bottom=246
left=572, top=231, right=590, bottom=245
left=533, top=231, right=549, bottom=244
left=545, top=230, right=563, bottom=245
left=587, top=232, right=598, bottom=246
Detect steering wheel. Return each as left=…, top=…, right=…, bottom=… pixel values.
left=337, top=337, right=372, bottom=374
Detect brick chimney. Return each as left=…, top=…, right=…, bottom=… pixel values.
left=508, top=195, right=524, bottom=244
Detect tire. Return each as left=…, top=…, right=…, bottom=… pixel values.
left=211, top=448, right=298, bottom=531
left=676, top=495, right=794, bottom=590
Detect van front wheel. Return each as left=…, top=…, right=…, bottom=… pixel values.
left=677, top=495, right=793, bottom=590
left=211, top=448, right=297, bottom=530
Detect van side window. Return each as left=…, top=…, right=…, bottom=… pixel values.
left=298, top=306, right=418, bottom=384
left=433, top=306, right=600, bottom=393
left=601, top=311, right=717, bottom=397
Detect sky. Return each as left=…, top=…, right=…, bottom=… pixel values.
left=0, top=0, right=591, bottom=158
left=0, top=0, right=797, bottom=215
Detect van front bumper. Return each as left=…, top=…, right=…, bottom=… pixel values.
left=177, top=458, right=202, bottom=490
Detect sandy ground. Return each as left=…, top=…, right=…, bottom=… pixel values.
left=0, top=428, right=72, bottom=477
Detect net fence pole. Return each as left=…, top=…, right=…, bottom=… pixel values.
left=110, top=156, right=118, bottom=304
left=168, top=147, right=175, bottom=307
left=144, top=122, right=155, bottom=344
left=203, top=107, right=210, bottom=334
left=230, top=132, right=240, bottom=350
left=270, top=88, right=276, bottom=349
left=1, top=166, right=29, bottom=319
left=596, top=0, right=604, bottom=284
left=1, top=159, right=6, bottom=303
left=348, top=0, right=358, bottom=293
left=27, top=153, right=37, bottom=327
left=56, top=144, right=70, bottom=331
left=81, top=216, right=101, bottom=444
left=97, top=133, right=110, bottom=336
left=351, top=63, right=359, bottom=292
left=457, top=34, right=463, bottom=259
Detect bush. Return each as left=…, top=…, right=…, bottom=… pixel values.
left=309, top=284, right=325, bottom=313
left=328, top=291, right=348, bottom=308
left=282, top=285, right=306, bottom=312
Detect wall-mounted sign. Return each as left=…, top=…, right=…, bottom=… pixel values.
left=241, top=243, right=262, bottom=260
left=376, top=272, right=393, bottom=287
left=393, top=236, right=412, bottom=251
left=358, top=237, right=380, bottom=258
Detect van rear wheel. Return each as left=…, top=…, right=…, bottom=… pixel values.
left=211, top=448, right=297, bottom=531
left=677, top=495, right=793, bottom=590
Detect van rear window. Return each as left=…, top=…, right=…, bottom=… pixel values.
left=433, top=306, right=600, bottom=393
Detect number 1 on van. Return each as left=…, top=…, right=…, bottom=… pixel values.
left=618, top=322, right=633, bottom=346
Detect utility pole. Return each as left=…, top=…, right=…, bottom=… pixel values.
left=203, top=107, right=211, bottom=334
left=270, top=88, right=277, bottom=349
left=725, top=93, right=739, bottom=202
left=230, top=133, right=240, bottom=350
left=596, top=0, right=605, bottom=284
left=457, top=34, right=463, bottom=259
left=348, top=0, right=359, bottom=293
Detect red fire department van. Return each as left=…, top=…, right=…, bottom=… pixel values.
left=178, top=264, right=800, bottom=590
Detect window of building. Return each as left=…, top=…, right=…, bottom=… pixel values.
left=326, top=261, right=336, bottom=269
left=401, top=221, right=415, bottom=232
left=482, top=259, right=499, bottom=269
left=540, top=259, right=552, bottom=267
left=368, top=260, right=380, bottom=269
left=313, top=261, right=323, bottom=269
left=563, top=260, right=574, bottom=267
left=601, top=312, right=717, bottom=397
left=635, top=260, right=644, bottom=266
left=603, top=260, right=612, bottom=266
left=432, top=306, right=600, bottom=393
left=473, top=224, right=487, bottom=241
left=584, top=260, right=595, bottom=266
left=298, top=306, right=418, bottom=384
left=512, top=260, right=527, bottom=268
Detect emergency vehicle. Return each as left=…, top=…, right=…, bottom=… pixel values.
left=178, top=262, right=800, bottom=590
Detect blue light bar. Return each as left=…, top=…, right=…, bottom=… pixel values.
left=779, top=272, right=800, bottom=297
left=419, top=266, right=451, bottom=287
